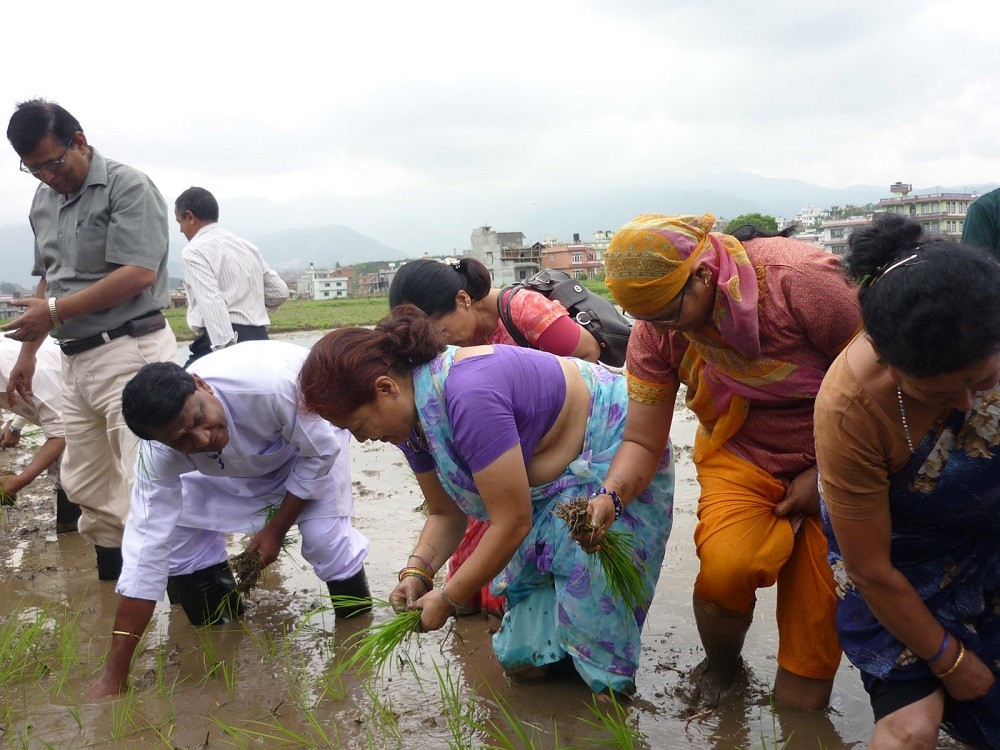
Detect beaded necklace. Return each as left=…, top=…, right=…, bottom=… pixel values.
left=896, top=386, right=915, bottom=454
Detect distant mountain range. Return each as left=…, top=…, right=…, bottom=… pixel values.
left=0, top=173, right=995, bottom=289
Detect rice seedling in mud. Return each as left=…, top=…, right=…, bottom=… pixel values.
left=578, top=691, right=647, bottom=749
left=0, top=601, right=86, bottom=690
left=463, top=685, right=564, bottom=750
left=752, top=692, right=813, bottom=750
left=211, top=713, right=337, bottom=750
left=230, top=547, right=265, bottom=593
left=110, top=683, right=141, bottom=741
left=434, top=661, right=480, bottom=750
left=230, top=504, right=298, bottom=593
left=554, top=497, right=647, bottom=612
left=241, top=618, right=283, bottom=662
left=325, top=596, right=423, bottom=680
left=359, top=680, right=404, bottom=746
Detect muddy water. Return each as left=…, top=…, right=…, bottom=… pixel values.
left=0, top=334, right=965, bottom=749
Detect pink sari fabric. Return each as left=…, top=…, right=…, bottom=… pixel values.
left=607, top=214, right=828, bottom=455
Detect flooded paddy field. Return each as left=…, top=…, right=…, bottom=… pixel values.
left=0, top=334, right=965, bottom=748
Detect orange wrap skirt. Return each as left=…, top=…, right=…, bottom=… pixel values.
left=693, top=446, right=841, bottom=680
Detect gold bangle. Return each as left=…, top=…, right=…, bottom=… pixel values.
left=934, top=641, right=966, bottom=679
left=112, top=630, right=142, bottom=641
left=398, top=567, right=433, bottom=589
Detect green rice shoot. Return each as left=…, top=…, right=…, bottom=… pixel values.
left=554, top=497, right=647, bottom=612
left=328, top=596, right=423, bottom=678
left=0, top=470, right=16, bottom=506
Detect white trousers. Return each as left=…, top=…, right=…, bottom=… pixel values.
left=167, top=516, right=369, bottom=584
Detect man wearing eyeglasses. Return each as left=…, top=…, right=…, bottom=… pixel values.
left=4, top=99, right=177, bottom=581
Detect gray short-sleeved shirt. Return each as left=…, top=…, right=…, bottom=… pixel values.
left=29, top=148, right=170, bottom=340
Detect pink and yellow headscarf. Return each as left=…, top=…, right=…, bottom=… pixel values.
left=605, top=213, right=761, bottom=359
left=606, top=213, right=826, bottom=458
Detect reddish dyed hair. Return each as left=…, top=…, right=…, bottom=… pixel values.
left=299, top=304, right=446, bottom=422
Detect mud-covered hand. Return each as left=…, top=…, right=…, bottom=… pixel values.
left=774, top=466, right=820, bottom=519
left=247, top=527, right=285, bottom=567
left=389, top=576, right=432, bottom=613
left=572, top=492, right=617, bottom=554
left=415, top=587, right=454, bottom=632
left=2, top=298, right=53, bottom=343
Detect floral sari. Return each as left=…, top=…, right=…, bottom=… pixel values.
left=823, top=385, right=1000, bottom=747
left=412, top=346, right=675, bottom=693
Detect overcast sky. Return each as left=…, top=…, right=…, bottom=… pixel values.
left=1, top=0, right=998, bottom=252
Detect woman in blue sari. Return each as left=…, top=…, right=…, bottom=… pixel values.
left=298, top=305, right=674, bottom=695
left=815, top=214, right=1000, bottom=749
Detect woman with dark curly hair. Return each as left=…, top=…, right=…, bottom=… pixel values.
left=298, top=304, right=673, bottom=695
left=816, top=214, right=1000, bottom=748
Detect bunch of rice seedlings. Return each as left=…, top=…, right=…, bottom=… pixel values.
left=555, top=497, right=647, bottom=612
left=0, top=470, right=16, bottom=506
left=229, top=548, right=264, bottom=593
left=329, top=596, right=423, bottom=678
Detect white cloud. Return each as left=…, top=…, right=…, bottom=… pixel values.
left=1, top=0, right=998, bottom=237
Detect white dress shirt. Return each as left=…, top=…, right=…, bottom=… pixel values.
left=117, top=341, right=354, bottom=600
left=182, top=223, right=289, bottom=349
left=0, top=336, right=64, bottom=438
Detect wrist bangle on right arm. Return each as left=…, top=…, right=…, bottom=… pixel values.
left=590, top=486, right=623, bottom=520
left=437, top=585, right=460, bottom=615
left=934, top=640, right=966, bottom=679
left=928, top=631, right=950, bottom=665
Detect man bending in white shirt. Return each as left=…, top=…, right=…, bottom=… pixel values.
left=89, top=341, right=370, bottom=698
left=174, top=187, right=289, bottom=366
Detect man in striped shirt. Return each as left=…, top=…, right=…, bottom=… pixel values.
left=174, top=187, right=289, bottom=367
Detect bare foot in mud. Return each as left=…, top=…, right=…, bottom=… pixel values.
left=679, top=658, right=751, bottom=710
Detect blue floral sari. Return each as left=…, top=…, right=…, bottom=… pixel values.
left=413, top=346, right=675, bottom=694
left=823, top=385, right=1000, bottom=747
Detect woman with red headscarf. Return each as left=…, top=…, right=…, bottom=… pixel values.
left=589, top=213, right=860, bottom=709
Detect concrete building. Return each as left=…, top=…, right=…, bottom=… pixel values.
left=469, top=226, right=540, bottom=286
left=792, top=204, right=830, bottom=230
left=819, top=216, right=873, bottom=256
left=297, top=263, right=349, bottom=300
left=357, top=263, right=399, bottom=296
left=875, top=182, right=975, bottom=239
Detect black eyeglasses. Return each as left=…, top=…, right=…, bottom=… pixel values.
left=659, top=280, right=689, bottom=325
left=19, top=137, right=75, bottom=176
left=624, top=278, right=690, bottom=326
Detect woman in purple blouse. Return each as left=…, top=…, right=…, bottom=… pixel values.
left=299, top=304, right=674, bottom=696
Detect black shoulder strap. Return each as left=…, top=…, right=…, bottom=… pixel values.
left=497, top=285, right=534, bottom=349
